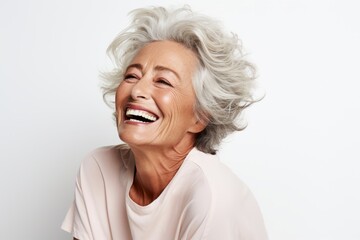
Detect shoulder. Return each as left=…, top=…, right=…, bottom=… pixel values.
left=77, top=144, right=133, bottom=186
left=186, top=148, right=268, bottom=239
left=179, top=148, right=251, bottom=218
left=80, top=144, right=132, bottom=172
left=187, top=148, right=249, bottom=200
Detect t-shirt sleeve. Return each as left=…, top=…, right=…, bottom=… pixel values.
left=61, top=155, right=109, bottom=240
left=61, top=158, right=94, bottom=240
left=233, top=189, right=268, bottom=240
left=203, top=187, right=268, bottom=240
left=184, top=151, right=268, bottom=240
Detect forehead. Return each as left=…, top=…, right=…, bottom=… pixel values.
left=129, top=41, right=199, bottom=77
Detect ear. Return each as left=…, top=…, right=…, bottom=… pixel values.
left=188, top=118, right=208, bottom=134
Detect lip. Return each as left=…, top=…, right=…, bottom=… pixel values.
left=123, top=103, right=160, bottom=124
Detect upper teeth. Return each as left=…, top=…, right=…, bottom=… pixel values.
left=126, top=109, right=157, bottom=122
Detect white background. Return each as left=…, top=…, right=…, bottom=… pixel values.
left=1, top=0, right=359, bottom=239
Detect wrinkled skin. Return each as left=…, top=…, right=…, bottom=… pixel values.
left=115, top=41, right=206, bottom=205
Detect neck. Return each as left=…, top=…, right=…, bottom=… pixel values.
left=129, top=141, right=194, bottom=206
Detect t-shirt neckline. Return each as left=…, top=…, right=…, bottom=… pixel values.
left=125, top=147, right=198, bottom=215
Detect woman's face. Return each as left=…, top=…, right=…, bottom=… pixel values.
left=115, top=41, right=205, bottom=149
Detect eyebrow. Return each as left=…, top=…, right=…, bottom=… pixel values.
left=126, top=64, right=181, bottom=80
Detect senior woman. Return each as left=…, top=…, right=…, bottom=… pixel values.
left=62, top=6, right=268, bottom=240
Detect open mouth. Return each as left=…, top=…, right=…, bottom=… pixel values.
left=125, top=108, right=158, bottom=123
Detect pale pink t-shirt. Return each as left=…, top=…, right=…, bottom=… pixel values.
left=61, top=145, right=268, bottom=240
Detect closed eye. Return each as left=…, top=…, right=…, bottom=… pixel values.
left=156, top=79, right=173, bottom=87
left=124, top=74, right=139, bottom=82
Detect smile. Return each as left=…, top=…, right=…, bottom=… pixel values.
left=125, top=108, right=158, bottom=123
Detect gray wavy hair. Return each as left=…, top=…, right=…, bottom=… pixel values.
left=102, top=6, right=259, bottom=154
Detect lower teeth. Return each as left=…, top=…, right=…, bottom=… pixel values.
left=129, top=119, right=146, bottom=123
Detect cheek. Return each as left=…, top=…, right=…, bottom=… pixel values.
left=157, top=92, right=184, bottom=116
left=159, top=93, right=172, bottom=105
left=115, top=83, right=130, bottom=106
left=115, top=83, right=131, bottom=120
left=158, top=91, right=196, bottom=125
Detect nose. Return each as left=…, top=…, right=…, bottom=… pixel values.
left=130, top=74, right=152, bottom=100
